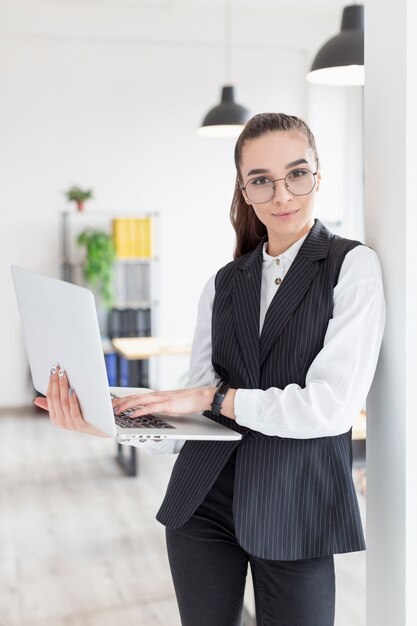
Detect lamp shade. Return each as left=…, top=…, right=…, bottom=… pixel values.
left=197, top=86, right=250, bottom=138
left=306, top=5, right=364, bottom=86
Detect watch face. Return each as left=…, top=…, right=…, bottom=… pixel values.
left=217, top=382, right=229, bottom=396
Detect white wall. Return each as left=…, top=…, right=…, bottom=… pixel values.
left=365, top=0, right=417, bottom=622
left=308, top=84, right=364, bottom=241
left=0, top=0, right=347, bottom=405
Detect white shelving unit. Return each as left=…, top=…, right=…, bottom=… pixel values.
left=60, top=210, right=159, bottom=476
left=60, top=210, right=159, bottom=340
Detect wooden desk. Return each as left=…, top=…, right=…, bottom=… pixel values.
left=111, top=337, right=192, bottom=476
left=112, top=337, right=192, bottom=360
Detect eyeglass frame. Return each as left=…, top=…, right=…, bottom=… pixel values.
left=240, top=167, right=319, bottom=204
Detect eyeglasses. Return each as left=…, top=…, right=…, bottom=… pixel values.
left=241, top=168, right=318, bottom=204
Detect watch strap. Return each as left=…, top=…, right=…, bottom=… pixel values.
left=211, top=380, right=230, bottom=417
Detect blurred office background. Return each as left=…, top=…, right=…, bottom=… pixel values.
left=0, top=1, right=369, bottom=625
left=0, top=0, right=364, bottom=405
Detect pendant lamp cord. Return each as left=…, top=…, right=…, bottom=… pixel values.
left=224, top=0, right=232, bottom=84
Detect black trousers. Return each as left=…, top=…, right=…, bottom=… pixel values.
left=165, top=451, right=335, bottom=626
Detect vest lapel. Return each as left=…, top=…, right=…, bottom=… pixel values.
left=259, top=219, right=332, bottom=367
left=232, top=239, right=264, bottom=388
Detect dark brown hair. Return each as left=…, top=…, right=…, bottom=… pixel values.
left=231, top=112, right=319, bottom=259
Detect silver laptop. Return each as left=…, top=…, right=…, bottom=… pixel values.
left=11, top=265, right=241, bottom=443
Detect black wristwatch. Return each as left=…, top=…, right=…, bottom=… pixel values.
left=211, top=380, right=230, bottom=417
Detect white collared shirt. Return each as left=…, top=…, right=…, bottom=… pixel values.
left=259, top=234, right=308, bottom=333
left=129, top=237, right=386, bottom=454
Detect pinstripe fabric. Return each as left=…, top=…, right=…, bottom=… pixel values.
left=156, top=219, right=366, bottom=560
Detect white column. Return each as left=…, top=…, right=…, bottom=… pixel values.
left=365, top=1, right=417, bottom=624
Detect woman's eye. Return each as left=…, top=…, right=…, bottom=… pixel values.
left=288, top=169, right=308, bottom=179
left=250, top=177, right=271, bottom=186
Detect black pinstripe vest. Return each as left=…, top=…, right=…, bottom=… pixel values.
left=156, top=219, right=366, bottom=560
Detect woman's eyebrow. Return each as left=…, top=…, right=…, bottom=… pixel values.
left=286, top=158, right=308, bottom=168
left=246, top=158, right=309, bottom=177
left=246, top=168, right=270, bottom=176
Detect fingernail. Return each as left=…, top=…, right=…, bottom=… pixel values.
left=58, top=368, right=65, bottom=380
left=50, top=365, right=57, bottom=375
left=69, top=387, right=74, bottom=396
left=113, top=407, right=119, bottom=414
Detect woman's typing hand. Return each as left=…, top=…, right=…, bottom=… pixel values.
left=33, top=364, right=109, bottom=438
left=112, top=386, right=217, bottom=418
left=112, top=385, right=237, bottom=421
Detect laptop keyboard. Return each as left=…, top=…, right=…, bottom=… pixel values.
left=114, top=411, right=176, bottom=429
left=111, top=393, right=176, bottom=429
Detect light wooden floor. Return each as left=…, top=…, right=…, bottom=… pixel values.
left=0, top=409, right=365, bottom=626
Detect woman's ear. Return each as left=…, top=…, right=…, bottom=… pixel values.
left=241, top=187, right=252, bottom=206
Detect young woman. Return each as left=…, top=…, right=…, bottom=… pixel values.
left=36, top=113, right=385, bottom=626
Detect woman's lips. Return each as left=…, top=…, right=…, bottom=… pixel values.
left=272, top=209, right=299, bottom=219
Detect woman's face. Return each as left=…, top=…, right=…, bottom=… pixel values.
left=239, top=130, right=321, bottom=244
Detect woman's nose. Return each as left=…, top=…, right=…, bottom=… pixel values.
left=272, top=179, right=293, bottom=202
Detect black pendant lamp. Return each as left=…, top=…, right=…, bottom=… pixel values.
left=306, top=4, right=364, bottom=86
left=197, top=0, right=250, bottom=138
left=197, top=85, right=250, bottom=138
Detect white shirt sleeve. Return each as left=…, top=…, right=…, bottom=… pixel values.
left=123, top=274, right=218, bottom=454
left=183, top=273, right=219, bottom=389
left=234, top=245, right=386, bottom=438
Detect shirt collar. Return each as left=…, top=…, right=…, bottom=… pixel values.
left=262, top=232, right=308, bottom=268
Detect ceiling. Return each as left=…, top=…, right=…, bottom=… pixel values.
left=16, top=0, right=359, bottom=13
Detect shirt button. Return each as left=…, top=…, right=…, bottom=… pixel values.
left=275, top=258, right=280, bottom=265
left=275, top=277, right=282, bottom=285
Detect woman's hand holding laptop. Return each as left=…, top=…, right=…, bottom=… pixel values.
left=33, top=364, right=110, bottom=438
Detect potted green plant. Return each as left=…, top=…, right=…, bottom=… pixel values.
left=77, top=229, right=115, bottom=308
left=66, top=185, right=94, bottom=211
